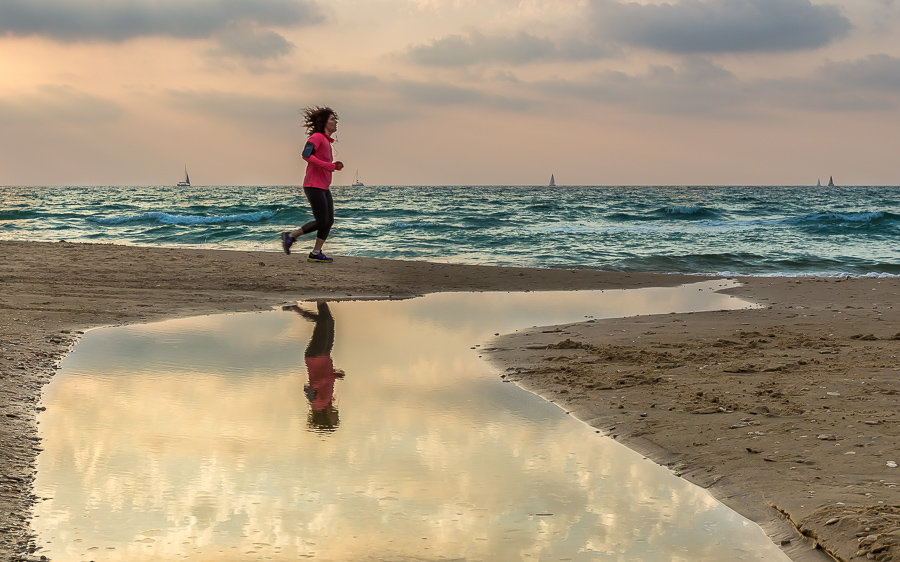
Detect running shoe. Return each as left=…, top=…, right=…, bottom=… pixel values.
left=281, top=232, right=294, bottom=255
left=307, top=250, right=333, bottom=263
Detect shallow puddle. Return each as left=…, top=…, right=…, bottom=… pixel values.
left=33, top=281, right=789, bottom=561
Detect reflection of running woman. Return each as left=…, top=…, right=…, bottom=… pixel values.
left=287, top=301, right=345, bottom=431
left=282, top=106, right=344, bottom=263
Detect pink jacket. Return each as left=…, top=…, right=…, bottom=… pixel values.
left=302, top=132, right=336, bottom=189
left=305, top=355, right=337, bottom=411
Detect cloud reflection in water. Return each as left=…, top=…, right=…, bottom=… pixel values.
left=33, top=282, right=787, bottom=560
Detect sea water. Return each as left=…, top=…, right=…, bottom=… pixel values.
left=32, top=284, right=791, bottom=561
left=2, top=184, right=898, bottom=276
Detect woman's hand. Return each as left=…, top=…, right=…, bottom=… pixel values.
left=334, top=161, right=344, bottom=171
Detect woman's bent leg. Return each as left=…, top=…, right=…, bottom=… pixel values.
left=298, top=187, right=331, bottom=239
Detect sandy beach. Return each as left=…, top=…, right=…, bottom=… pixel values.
left=1, top=240, right=897, bottom=561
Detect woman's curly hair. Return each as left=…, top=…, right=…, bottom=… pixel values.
left=302, top=106, right=338, bottom=135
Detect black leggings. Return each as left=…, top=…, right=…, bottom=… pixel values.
left=300, top=187, right=334, bottom=241
left=305, top=301, right=335, bottom=358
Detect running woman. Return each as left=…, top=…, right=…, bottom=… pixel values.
left=282, top=106, right=344, bottom=262
left=284, top=301, right=345, bottom=431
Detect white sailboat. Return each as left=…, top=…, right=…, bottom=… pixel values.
left=549, top=173, right=555, bottom=187
left=176, top=166, right=191, bottom=187
left=828, top=176, right=835, bottom=187
left=351, top=170, right=364, bottom=187
left=817, top=178, right=821, bottom=187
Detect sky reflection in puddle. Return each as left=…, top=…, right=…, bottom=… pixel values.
left=33, top=281, right=789, bottom=561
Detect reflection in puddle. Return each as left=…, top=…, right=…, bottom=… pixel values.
left=33, top=281, right=788, bottom=561
left=286, top=302, right=345, bottom=433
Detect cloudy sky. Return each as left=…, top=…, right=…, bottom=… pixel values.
left=1, top=0, right=898, bottom=186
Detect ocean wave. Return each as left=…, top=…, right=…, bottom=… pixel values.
left=606, top=206, right=725, bottom=222
left=605, top=212, right=648, bottom=222
left=0, top=209, right=42, bottom=220
left=712, top=271, right=900, bottom=279
left=657, top=205, right=724, bottom=219
left=89, top=210, right=276, bottom=226
left=538, top=225, right=597, bottom=234
left=786, top=211, right=898, bottom=229
left=341, top=206, right=421, bottom=220
left=616, top=252, right=763, bottom=272
left=610, top=251, right=900, bottom=275
left=765, top=255, right=898, bottom=272
left=525, top=202, right=562, bottom=212
left=5, top=184, right=899, bottom=277
left=1, top=209, right=94, bottom=222
left=388, top=220, right=442, bottom=229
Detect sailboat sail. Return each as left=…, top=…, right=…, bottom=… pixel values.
left=549, top=174, right=555, bottom=187
left=828, top=176, right=834, bottom=187
left=177, top=166, right=190, bottom=187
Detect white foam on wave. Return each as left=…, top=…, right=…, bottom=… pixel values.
left=709, top=271, right=900, bottom=279
left=91, top=211, right=275, bottom=226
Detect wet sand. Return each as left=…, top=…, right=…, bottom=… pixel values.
left=1, top=240, right=897, bottom=561
left=486, top=277, right=899, bottom=562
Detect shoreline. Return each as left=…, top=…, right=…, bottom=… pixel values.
left=486, top=276, right=898, bottom=562
left=1, top=240, right=897, bottom=560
